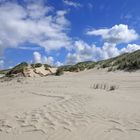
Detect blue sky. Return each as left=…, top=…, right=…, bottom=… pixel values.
left=0, top=0, right=140, bottom=69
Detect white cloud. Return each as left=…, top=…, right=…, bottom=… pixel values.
left=26, top=3, right=52, bottom=19
left=1, top=1, right=139, bottom=67
left=66, top=40, right=140, bottom=65
left=102, top=42, right=120, bottom=59
left=63, top=0, right=82, bottom=8
left=0, top=1, right=72, bottom=56
left=0, top=60, right=4, bottom=69
left=66, top=40, right=101, bottom=64
left=55, top=61, right=63, bottom=67
left=42, top=56, right=54, bottom=66
left=87, top=3, right=93, bottom=9
left=33, top=51, right=54, bottom=65
left=87, top=24, right=139, bottom=44
left=121, top=44, right=140, bottom=53
left=33, top=51, right=63, bottom=66
left=33, top=52, right=42, bottom=63
left=18, top=46, right=41, bottom=51
left=66, top=53, right=79, bottom=65
left=82, top=24, right=140, bottom=65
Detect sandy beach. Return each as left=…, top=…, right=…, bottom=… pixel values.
left=0, top=0, right=140, bottom=139
left=0, top=69, right=140, bottom=140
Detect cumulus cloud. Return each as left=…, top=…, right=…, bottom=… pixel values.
left=0, top=1, right=72, bottom=56
left=78, top=24, right=140, bottom=65
left=33, top=51, right=63, bottom=66
left=66, top=40, right=140, bottom=65
left=102, top=42, right=120, bottom=59
left=33, top=52, right=42, bottom=63
left=0, top=1, right=139, bottom=67
left=121, top=44, right=140, bottom=53
left=42, top=56, right=54, bottom=66
left=55, top=61, right=63, bottom=67
left=63, top=0, right=82, bottom=8
left=33, top=51, right=54, bottom=65
left=87, top=24, right=139, bottom=44
left=66, top=41, right=93, bottom=64
left=26, top=3, right=52, bottom=19
left=66, top=40, right=119, bottom=64
left=0, top=60, right=4, bottom=69
left=87, top=3, right=94, bottom=9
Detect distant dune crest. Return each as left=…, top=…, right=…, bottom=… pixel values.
left=5, top=62, right=57, bottom=78
left=0, top=50, right=140, bottom=78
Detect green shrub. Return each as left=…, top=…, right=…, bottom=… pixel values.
left=79, top=66, right=85, bottom=71
left=69, top=66, right=79, bottom=72
left=117, top=61, right=127, bottom=70
left=108, top=67, right=113, bottom=72
left=56, top=50, right=140, bottom=73
left=6, top=62, right=28, bottom=77
left=31, top=63, right=42, bottom=68
left=0, top=69, right=10, bottom=75
left=87, top=64, right=95, bottom=69
left=31, top=64, right=34, bottom=68
left=44, top=64, right=51, bottom=70
left=101, top=64, right=108, bottom=68
left=55, top=69, right=64, bottom=76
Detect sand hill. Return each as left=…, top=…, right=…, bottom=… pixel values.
left=5, top=63, right=57, bottom=78
left=58, top=50, right=140, bottom=73
left=0, top=50, right=140, bottom=78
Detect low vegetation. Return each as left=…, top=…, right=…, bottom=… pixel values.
left=55, top=68, right=64, bottom=76
left=98, top=50, right=140, bottom=71
left=31, top=63, right=52, bottom=70
left=31, top=63, right=42, bottom=68
left=44, top=64, right=52, bottom=70
left=4, top=62, right=53, bottom=77
left=0, top=69, right=10, bottom=75
left=57, top=61, right=96, bottom=74
left=57, top=50, right=140, bottom=73
left=2, top=50, right=140, bottom=78
left=91, top=83, right=118, bottom=91
left=6, top=62, right=28, bottom=77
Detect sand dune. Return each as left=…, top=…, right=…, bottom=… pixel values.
left=0, top=69, right=140, bottom=140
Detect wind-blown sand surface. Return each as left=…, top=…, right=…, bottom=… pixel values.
left=0, top=69, right=140, bottom=140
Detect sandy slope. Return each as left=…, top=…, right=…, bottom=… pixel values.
left=0, top=69, right=140, bottom=140
left=0, top=74, right=4, bottom=78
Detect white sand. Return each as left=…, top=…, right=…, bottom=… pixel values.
left=23, top=65, right=57, bottom=77
left=0, top=74, right=4, bottom=78
left=0, top=69, right=140, bottom=140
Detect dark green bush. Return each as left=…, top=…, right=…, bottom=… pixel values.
left=79, top=66, right=85, bottom=71
left=6, top=62, right=28, bottom=77
left=31, top=63, right=42, bottom=68
left=87, top=64, right=95, bottom=69
left=55, top=68, right=64, bottom=76
left=44, top=64, right=51, bottom=70
left=69, top=66, right=79, bottom=72
left=0, top=69, right=10, bottom=75
left=101, top=64, right=109, bottom=68
left=107, top=67, right=113, bottom=72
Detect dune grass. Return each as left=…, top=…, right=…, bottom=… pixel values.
left=6, top=62, right=28, bottom=77
left=57, top=50, right=140, bottom=73
left=2, top=50, right=140, bottom=77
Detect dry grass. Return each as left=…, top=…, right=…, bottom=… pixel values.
left=90, top=83, right=118, bottom=91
